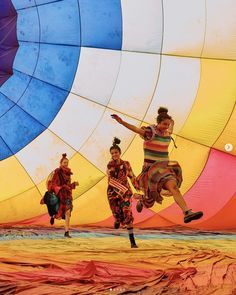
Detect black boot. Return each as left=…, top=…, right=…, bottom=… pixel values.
left=114, top=220, right=120, bottom=229
left=184, top=209, right=203, bottom=223
left=127, top=228, right=138, bottom=248
left=136, top=200, right=143, bottom=213
left=64, top=231, right=72, bottom=238
left=50, top=217, right=54, bottom=225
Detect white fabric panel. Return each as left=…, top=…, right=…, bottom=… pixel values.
left=202, top=0, right=236, bottom=59
left=16, top=130, right=75, bottom=184
left=108, top=51, right=160, bottom=120
left=144, top=55, right=200, bottom=133
left=121, top=0, right=163, bottom=53
left=71, top=47, right=121, bottom=105
left=162, top=0, right=205, bottom=57
left=49, top=93, right=104, bottom=150
left=80, top=109, right=140, bottom=172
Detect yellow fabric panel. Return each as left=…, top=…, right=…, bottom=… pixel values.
left=37, top=152, right=105, bottom=198
left=0, top=187, right=44, bottom=223
left=1, top=234, right=236, bottom=267
left=170, top=137, right=210, bottom=194
left=213, top=106, right=236, bottom=155
left=70, top=177, right=110, bottom=225
left=150, top=136, right=210, bottom=213
left=0, top=156, right=34, bottom=202
left=179, top=59, right=236, bottom=146
left=62, top=152, right=105, bottom=199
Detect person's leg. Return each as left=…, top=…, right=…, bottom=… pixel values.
left=108, top=190, right=123, bottom=229
left=122, top=199, right=138, bottom=248
left=136, top=189, right=158, bottom=213
left=136, top=165, right=163, bottom=213
left=112, top=200, right=122, bottom=229
left=164, top=180, right=188, bottom=212
left=127, top=225, right=138, bottom=248
left=50, top=216, right=55, bottom=225
left=164, top=179, right=203, bottom=223
left=64, top=209, right=71, bottom=238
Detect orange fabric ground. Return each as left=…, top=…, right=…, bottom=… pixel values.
left=0, top=228, right=236, bottom=294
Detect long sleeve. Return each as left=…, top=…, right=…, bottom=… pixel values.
left=69, top=182, right=76, bottom=190
left=106, top=168, right=110, bottom=181
left=107, top=161, right=115, bottom=181
left=47, top=170, right=63, bottom=195
left=126, top=161, right=138, bottom=189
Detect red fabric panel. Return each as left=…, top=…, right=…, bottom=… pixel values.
left=158, top=149, right=236, bottom=228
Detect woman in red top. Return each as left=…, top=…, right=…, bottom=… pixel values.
left=48, top=153, right=79, bottom=238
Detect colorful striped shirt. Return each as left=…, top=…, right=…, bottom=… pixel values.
left=143, top=125, right=171, bottom=165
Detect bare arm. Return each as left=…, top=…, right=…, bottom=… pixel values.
left=168, top=119, right=174, bottom=135
left=111, top=114, right=145, bottom=137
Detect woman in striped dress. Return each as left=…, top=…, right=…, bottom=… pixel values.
left=107, top=138, right=138, bottom=248
left=111, top=108, right=203, bottom=223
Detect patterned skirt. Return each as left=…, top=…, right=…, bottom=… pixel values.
left=107, top=185, right=134, bottom=227
left=136, top=160, right=183, bottom=208
left=55, top=188, right=73, bottom=220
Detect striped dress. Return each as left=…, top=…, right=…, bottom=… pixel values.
left=136, top=125, right=182, bottom=208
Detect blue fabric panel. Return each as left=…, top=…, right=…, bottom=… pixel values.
left=36, top=0, right=60, bottom=5
left=12, top=0, right=35, bottom=10
left=0, top=136, right=13, bottom=160
left=33, top=43, right=80, bottom=91
left=38, top=0, right=80, bottom=45
left=80, top=0, right=122, bottom=50
left=0, top=71, right=31, bottom=103
left=17, top=6, right=40, bottom=42
left=0, top=93, right=14, bottom=117
left=0, top=105, right=45, bottom=154
left=13, top=41, right=39, bottom=76
left=18, top=78, right=68, bottom=126
left=0, top=0, right=123, bottom=159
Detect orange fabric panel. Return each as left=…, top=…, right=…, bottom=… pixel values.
left=194, top=192, right=236, bottom=230
left=0, top=230, right=236, bottom=294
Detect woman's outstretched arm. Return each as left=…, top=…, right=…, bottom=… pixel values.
left=111, top=114, right=145, bottom=137
left=168, top=119, right=175, bottom=135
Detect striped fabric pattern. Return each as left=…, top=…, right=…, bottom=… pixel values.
left=144, top=127, right=171, bottom=164
left=109, top=177, right=128, bottom=195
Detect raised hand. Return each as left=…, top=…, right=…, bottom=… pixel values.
left=111, top=114, right=123, bottom=124
left=63, top=184, right=71, bottom=190
left=111, top=114, right=145, bottom=137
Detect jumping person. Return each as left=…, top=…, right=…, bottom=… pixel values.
left=111, top=108, right=203, bottom=223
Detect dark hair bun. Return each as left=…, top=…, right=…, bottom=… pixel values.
left=158, top=107, right=168, bottom=115
left=113, top=137, right=121, bottom=146
left=62, top=153, right=67, bottom=158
